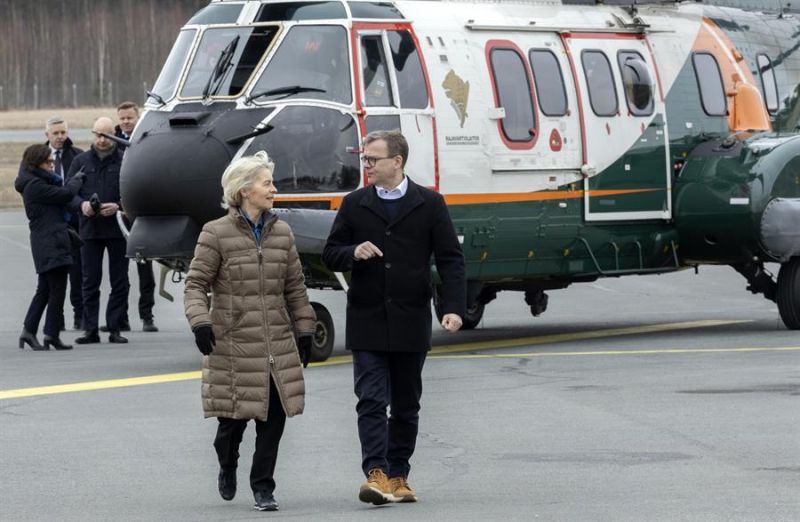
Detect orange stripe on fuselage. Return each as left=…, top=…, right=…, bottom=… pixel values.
left=443, top=188, right=661, bottom=205
left=275, top=188, right=662, bottom=209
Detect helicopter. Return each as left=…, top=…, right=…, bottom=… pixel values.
left=120, top=0, right=800, bottom=361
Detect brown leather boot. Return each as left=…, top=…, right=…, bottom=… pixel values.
left=390, top=476, right=417, bottom=503
left=359, top=468, right=395, bottom=505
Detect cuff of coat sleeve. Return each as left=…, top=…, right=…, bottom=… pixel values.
left=191, top=323, right=213, bottom=332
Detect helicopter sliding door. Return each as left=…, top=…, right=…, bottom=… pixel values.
left=564, top=33, right=671, bottom=221
left=354, top=24, right=437, bottom=189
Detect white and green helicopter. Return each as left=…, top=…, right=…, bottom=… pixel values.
left=120, top=0, right=800, bottom=360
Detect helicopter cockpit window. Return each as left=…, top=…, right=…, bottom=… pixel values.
left=692, top=52, right=726, bottom=116
left=361, top=35, right=393, bottom=106
left=582, top=50, right=618, bottom=117
left=756, top=54, right=779, bottom=114
left=348, top=2, right=404, bottom=19
left=244, top=106, right=360, bottom=193
left=256, top=1, right=347, bottom=21
left=250, top=25, right=351, bottom=105
left=388, top=31, right=428, bottom=109
left=149, top=29, right=196, bottom=103
left=180, top=26, right=278, bottom=99
left=617, top=51, right=654, bottom=116
left=187, top=3, right=243, bottom=25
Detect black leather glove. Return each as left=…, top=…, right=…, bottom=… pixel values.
left=297, top=335, right=312, bottom=368
left=193, top=325, right=215, bottom=355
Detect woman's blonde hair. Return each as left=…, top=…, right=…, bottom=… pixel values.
left=220, top=150, right=275, bottom=209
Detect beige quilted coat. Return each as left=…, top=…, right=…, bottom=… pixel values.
left=184, top=208, right=316, bottom=421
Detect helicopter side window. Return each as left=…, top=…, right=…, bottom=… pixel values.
left=149, top=29, right=196, bottom=103
left=582, top=50, right=618, bottom=117
left=617, top=50, right=654, bottom=116
left=365, top=114, right=401, bottom=134
left=387, top=31, right=428, bottom=109
left=251, top=25, right=352, bottom=105
left=244, top=107, right=360, bottom=193
left=187, top=3, right=243, bottom=25
left=489, top=47, right=536, bottom=143
left=529, top=49, right=568, bottom=117
left=181, top=26, right=278, bottom=99
left=256, top=1, right=347, bottom=21
left=348, top=2, right=405, bottom=19
left=692, top=52, right=726, bottom=116
left=361, top=35, right=394, bottom=106
left=756, top=54, right=779, bottom=114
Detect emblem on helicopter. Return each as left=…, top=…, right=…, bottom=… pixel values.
left=442, top=69, right=469, bottom=128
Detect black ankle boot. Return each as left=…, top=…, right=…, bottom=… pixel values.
left=108, top=331, right=128, bottom=344
left=218, top=470, right=236, bottom=501
left=19, top=329, right=47, bottom=350
left=43, top=335, right=73, bottom=350
left=75, top=330, right=100, bottom=344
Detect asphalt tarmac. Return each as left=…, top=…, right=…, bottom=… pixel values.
left=1, top=208, right=798, bottom=521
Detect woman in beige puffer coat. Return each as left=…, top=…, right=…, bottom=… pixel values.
left=184, top=151, right=315, bottom=512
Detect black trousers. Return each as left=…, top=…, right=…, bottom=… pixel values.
left=80, top=238, right=129, bottom=332
left=122, top=261, right=156, bottom=323
left=214, top=381, right=287, bottom=494
left=24, top=265, right=69, bottom=337
left=353, top=350, right=427, bottom=478
left=68, top=241, right=83, bottom=325
left=137, top=261, right=156, bottom=321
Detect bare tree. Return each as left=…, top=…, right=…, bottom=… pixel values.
left=0, top=0, right=207, bottom=108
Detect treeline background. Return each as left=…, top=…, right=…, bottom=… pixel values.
left=0, top=0, right=207, bottom=109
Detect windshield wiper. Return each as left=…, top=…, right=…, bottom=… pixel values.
left=202, top=35, right=240, bottom=99
left=145, top=90, right=166, bottom=107
left=226, top=124, right=274, bottom=145
left=245, top=85, right=326, bottom=104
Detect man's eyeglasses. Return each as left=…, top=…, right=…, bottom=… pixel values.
left=45, top=159, right=55, bottom=164
left=360, top=155, right=395, bottom=167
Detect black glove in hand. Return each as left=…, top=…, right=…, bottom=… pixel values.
left=297, top=335, right=312, bottom=368
left=193, top=325, right=215, bottom=355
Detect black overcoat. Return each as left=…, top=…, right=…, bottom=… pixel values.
left=322, top=178, right=466, bottom=352
left=14, top=167, right=81, bottom=274
left=67, top=146, right=124, bottom=240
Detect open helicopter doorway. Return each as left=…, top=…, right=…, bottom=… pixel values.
left=354, top=23, right=438, bottom=189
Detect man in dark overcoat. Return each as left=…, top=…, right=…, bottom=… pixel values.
left=68, top=117, right=130, bottom=345
left=323, top=130, right=466, bottom=505
left=111, top=101, right=159, bottom=333
left=45, top=116, right=84, bottom=330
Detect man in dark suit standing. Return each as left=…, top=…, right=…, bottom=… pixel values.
left=69, top=117, right=130, bottom=345
left=112, top=101, right=158, bottom=333
left=323, top=130, right=465, bottom=506
left=46, top=116, right=84, bottom=330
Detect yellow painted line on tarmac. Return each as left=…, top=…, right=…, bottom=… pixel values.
left=0, top=319, right=748, bottom=401
left=431, top=345, right=800, bottom=360
left=0, top=371, right=200, bottom=401
left=312, top=319, right=749, bottom=368
left=429, top=319, right=749, bottom=356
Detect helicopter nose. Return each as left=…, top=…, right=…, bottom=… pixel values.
left=121, top=130, right=233, bottom=225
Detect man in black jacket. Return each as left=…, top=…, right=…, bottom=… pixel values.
left=67, top=117, right=130, bottom=344
left=111, top=101, right=158, bottom=332
left=46, top=116, right=84, bottom=331
left=323, top=130, right=465, bottom=505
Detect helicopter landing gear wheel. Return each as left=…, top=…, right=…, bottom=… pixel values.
left=309, top=302, right=335, bottom=361
left=777, top=257, right=800, bottom=330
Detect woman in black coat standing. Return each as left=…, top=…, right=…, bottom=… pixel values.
left=15, top=144, right=82, bottom=350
